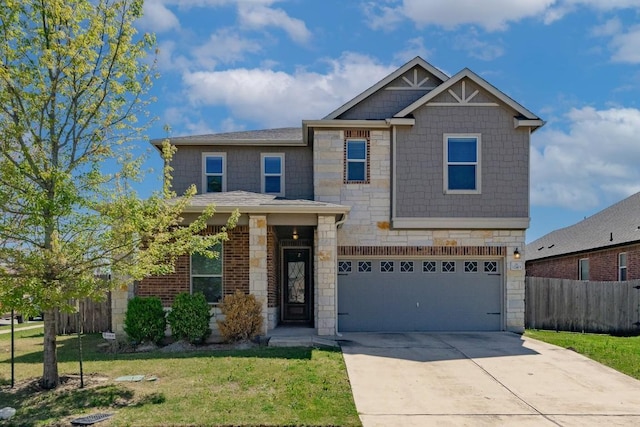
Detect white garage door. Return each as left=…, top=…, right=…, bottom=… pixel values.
left=337, top=258, right=503, bottom=332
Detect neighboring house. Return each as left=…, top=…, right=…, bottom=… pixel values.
left=526, top=192, right=640, bottom=281
left=111, top=56, right=543, bottom=336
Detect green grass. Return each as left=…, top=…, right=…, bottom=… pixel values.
left=0, top=321, right=43, bottom=332
left=526, top=330, right=640, bottom=380
left=0, top=330, right=361, bottom=426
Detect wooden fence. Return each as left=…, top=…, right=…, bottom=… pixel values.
left=525, top=277, right=640, bottom=334
left=56, top=293, right=112, bottom=334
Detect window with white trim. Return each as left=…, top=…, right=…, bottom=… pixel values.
left=444, top=134, right=481, bottom=194
left=261, top=153, right=285, bottom=196
left=191, top=243, right=223, bottom=303
left=618, top=253, right=627, bottom=281
left=202, top=153, right=226, bottom=193
left=579, top=258, right=589, bottom=281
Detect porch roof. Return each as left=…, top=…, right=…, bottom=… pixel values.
left=177, top=191, right=351, bottom=216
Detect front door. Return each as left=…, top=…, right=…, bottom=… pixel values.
left=282, top=248, right=312, bottom=323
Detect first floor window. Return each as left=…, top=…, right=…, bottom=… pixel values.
left=202, top=153, right=226, bottom=192
left=261, top=153, right=285, bottom=196
left=444, top=134, right=481, bottom=193
left=579, top=258, right=589, bottom=281
left=619, top=253, right=627, bottom=281
left=191, top=243, right=223, bottom=303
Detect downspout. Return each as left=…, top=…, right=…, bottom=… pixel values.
left=334, top=213, right=349, bottom=337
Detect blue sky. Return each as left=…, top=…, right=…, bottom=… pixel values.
left=135, top=0, right=640, bottom=242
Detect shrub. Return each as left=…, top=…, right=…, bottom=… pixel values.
left=217, top=291, right=263, bottom=342
left=167, top=292, right=212, bottom=343
left=123, top=296, right=166, bottom=344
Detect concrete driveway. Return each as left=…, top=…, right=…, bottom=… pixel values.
left=340, top=332, right=640, bottom=426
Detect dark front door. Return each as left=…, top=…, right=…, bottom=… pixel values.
left=282, top=248, right=312, bottom=323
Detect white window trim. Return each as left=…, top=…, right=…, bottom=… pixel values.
left=190, top=244, right=223, bottom=305
left=260, top=153, right=285, bottom=197
left=443, top=133, right=481, bottom=194
left=201, top=152, right=227, bottom=193
left=346, top=138, right=368, bottom=183
left=618, top=252, right=627, bottom=281
left=579, top=258, right=589, bottom=281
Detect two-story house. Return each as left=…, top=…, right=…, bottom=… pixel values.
left=112, top=57, right=543, bottom=336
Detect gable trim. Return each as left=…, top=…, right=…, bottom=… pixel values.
left=394, top=68, right=541, bottom=125
left=323, top=56, right=448, bottom=120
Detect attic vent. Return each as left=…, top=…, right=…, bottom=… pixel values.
left=548, top=244, right=555, bottom=248
left=538, top=246, right=544, bottom=251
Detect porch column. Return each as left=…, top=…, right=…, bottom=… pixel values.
left=249, top=215, right=269, bottom=335
left=315, top=215, right=337, bottom=336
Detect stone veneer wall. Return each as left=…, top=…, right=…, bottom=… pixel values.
left=313, top=128, right=526, bottom=332
left=315, top=215, right=337, bottom=336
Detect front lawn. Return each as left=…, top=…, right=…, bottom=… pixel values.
left=526, top=329, right=640, bottom=380
left=0, top=330, right=361, bottom=426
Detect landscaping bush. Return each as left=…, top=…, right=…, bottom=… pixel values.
left=217, top=290, right=263, bottom=342
left=167, top=292, right=212, bottom=343
left=123, top=296, right=166, bottom=344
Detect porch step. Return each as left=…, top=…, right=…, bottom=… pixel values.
left=268, top=335, right=339, bottom=348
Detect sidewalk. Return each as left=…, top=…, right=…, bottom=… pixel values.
left=0, top=323, right=44, bottom=335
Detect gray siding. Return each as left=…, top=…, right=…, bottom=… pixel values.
left=337, top=66, right=444, bottom=120
left=169, top=145, right=313, bottom=199
left=395, top=105, right=529, bottom=218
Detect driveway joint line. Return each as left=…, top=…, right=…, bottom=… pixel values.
left=433, top=334, right=563, bottom=427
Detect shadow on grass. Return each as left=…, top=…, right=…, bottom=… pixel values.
left=0, top=377, right=165, bottom=427
left=2, top=334, right=320, bottom=366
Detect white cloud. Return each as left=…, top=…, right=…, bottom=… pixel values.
left=191, top=29, right=262, bottom=67
left=610, top=26, right=640, bottom=63
left=181, top=53, right=397, bottom=128
left=366, top=0, right=555, bottom=32
left=138, top=0, right=180, bottom=33
left=393, top=37, right=434, bottom=63
left=590, top=17, right=622, bottom=37
left=237, top=3, right=311, bottom=44
left=453, top=30, right=504, bottom=61
left=365, top=0, right=640, bottom=32
left=531, top=106, right=640, bottom=209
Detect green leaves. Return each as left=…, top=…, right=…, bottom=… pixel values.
left=0, top=0, right=237, bottom=388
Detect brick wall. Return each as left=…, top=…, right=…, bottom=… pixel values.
left=137, top=226, right=251, bottom=306
left=267, top=227, right=279, bottom=308
left=526, top=243, right=640, bottom=281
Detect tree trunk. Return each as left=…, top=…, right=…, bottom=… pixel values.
left=41, top=309, right=59, bottom=389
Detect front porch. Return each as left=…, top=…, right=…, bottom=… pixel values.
left=266, top=325, right=340, bottom=348
left=112, top=191, right=350, bottom=338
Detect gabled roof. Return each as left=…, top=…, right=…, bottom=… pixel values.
left=322, top=56, right=449, bottom=120
left=394, top=68, right=543, bottom=130
left=151, top=127, right=303, bottom=148
left=526, top=192, right=640, bottom=261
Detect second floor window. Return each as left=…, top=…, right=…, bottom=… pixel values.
left=202, top=153, right=226, bottom=193
left=444, top=134, right=481, bottom=194
left=346, top=139, right=367, bottom=182
left=261, top=153, right=285, bottom=196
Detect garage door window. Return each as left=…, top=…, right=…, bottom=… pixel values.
left=400, top=261, right=414, bottom=272
left=442, top=261, right=456, bottom=273
left=423, top=261, right=436, bottom=272
left=338, top=261, right=351, bottom=273
left=464, top=261, right=478, bottom=273
left=381, top=261, right=394, bottom=272
left=484, top=261, right=497, bottom=273
left=358, top=261, right=372, bottom=272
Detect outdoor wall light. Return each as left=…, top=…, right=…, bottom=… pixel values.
left=513, top=248, right=521, bottom=259
left=292, top=227, right=299, bottom=240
